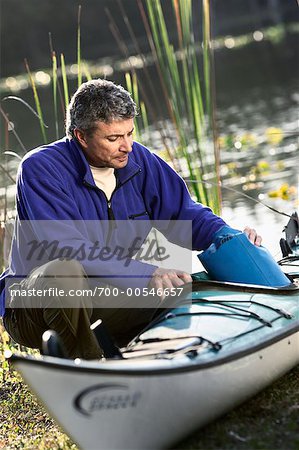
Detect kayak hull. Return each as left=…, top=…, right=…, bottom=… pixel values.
left=11, top=319, right=299, bottom=450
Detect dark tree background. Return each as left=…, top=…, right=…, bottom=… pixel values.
left=0, top=0, right=297, bottom=78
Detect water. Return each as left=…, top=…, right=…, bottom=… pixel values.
left=1, top=34, right=298, bottom=260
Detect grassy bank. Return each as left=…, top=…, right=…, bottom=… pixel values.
left=0, top=321, right=298, bottom=450
left=174, top=365, right=299, bottom=450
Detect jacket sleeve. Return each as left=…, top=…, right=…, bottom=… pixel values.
left=138, top=149, right=227, bottom=251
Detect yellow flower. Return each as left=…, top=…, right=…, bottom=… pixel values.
left=268, top=190, right=279, bottom=198
left=257, top=160, right=270, bottom=171
left=265, top=127, right=283, bottom=145
left=240, top=132, right=257, bottom=147
left=268, top=183, right=297, bottom=201
left=279, top=183, right=290, bottom=200
left=279, top=184, right=297, bottom=200
left=251, top=160, right=270, bottom=176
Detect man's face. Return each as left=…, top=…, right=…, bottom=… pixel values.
left=75, top=118, right=134, bottom=169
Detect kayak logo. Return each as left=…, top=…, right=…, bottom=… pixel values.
left=74, top=383, right=142, bottom=416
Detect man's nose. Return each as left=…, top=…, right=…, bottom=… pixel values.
left=120, top=136, right=133, bottom=152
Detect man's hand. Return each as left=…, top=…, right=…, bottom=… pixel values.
left=243, top=226, right=262, bottom=246
left=148, top=268, right=192, bottom=300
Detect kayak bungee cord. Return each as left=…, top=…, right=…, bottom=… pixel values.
left=191, top=298, right=293, bottom=319
left=125, top=295, right=294, bottom=359
left=219, top=315, right=290, bottom=347
left=125, top=317, right=293, bottom=360
left=126, top=305, right=265, bottom=348
left=155, top=310, right=272, bottom=327
left=126, top=280, right=298, bottom=349
left=124, top=316, right=290, bottom=360
left=150, top=296, right=293, bottom=332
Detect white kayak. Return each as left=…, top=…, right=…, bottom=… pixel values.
left=8, top=214, right=299, bottom=450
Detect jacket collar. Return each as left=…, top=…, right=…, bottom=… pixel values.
left=70, top=138, right=141, bottom=187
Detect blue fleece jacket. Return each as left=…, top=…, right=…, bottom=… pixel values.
left=0, top=138, right=226, bottom=316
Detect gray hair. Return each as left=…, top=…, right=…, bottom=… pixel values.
left=65, top=79, right=137, bottom=138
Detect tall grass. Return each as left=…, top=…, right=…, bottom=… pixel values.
left=52, top=51, right=59, bottom=140
left=125, top=72, right=148, bottom=142
left=107, top=0, right=221, bottom=213
left=1, top=1, right=221, bottom=213
left=60, top=53, right=70, bottom=110
left=143, top=0, right=221, bottom=213
left=24, top=59, right=48, bottom=144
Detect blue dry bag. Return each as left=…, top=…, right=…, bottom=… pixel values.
left=198, top=228, right=290, bottom=287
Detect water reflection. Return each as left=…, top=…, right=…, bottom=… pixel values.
left=0, top=35, right=298, bottom=258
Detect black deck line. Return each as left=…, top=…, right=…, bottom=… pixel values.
left=191, top=280, right=299, bottom=295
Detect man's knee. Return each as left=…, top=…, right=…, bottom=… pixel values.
left=40, top=258, right=86, bottom=278
left=25, top=259, right=90, bottom=307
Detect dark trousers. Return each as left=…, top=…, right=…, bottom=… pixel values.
left=3, top=259, right=158, bottom=359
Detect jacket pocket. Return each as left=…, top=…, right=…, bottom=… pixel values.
left=128, top=211, right=149, bottom=220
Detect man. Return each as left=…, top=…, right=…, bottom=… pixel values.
left=0, top=79, right=261, bottom=359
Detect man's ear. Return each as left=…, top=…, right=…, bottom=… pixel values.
left=74, top=129, right=88, bottom=149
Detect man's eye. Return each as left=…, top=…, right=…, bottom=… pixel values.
left=107, top=137, right=118, bottom=142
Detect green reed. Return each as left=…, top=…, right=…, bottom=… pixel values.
left=60, top=53, right=70, bottom=111
left=24, top=59, right=48, bottom=144
left=108, top=0, right=221, bottom=211
left=142, top=0, right=221, bottom=213
left=1, top=1, right=221, bottom=214
left=125, top=72, right=149, bottom=142
left=52, top=51, right=59, bottom=140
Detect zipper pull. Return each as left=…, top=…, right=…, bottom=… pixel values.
left=107, top=201, right=115, bottom=221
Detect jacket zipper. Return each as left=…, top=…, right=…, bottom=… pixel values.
left=83, top=180, right=116, bottom=244
left=83, top=168, right=141, bottom=220
left=107, top=201, right=115, bottom=220
left=83, top=168, right=141, bottom=243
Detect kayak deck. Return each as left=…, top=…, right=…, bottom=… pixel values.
left=119, top=283, right=299, bottom=364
